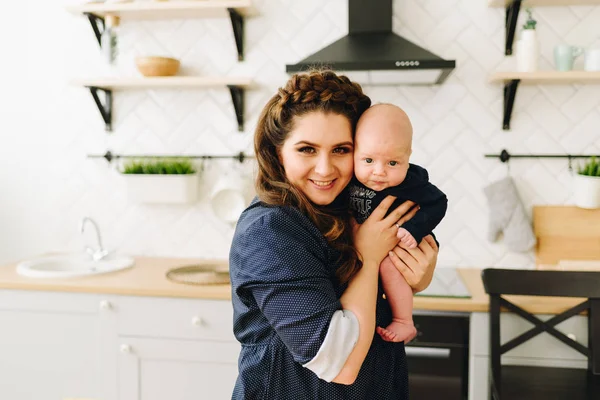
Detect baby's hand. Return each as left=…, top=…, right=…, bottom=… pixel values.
left=396, top=227, right=417, bottom=249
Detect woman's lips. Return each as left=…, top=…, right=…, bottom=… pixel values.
left=310, top=179, right=336, bottom=190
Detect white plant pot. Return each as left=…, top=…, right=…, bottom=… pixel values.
left=516, top=30, right=538, bottom=72
left=123, top=173, right=199, bottom=204
left=573, top=174, right=600, bottom=209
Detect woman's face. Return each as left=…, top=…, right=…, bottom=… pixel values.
left=279, top=112, right=354, bottom=206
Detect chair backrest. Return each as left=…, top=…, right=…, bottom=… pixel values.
left=481, top=268, right=600, bottom=399
left=482, top=268, right=600, bottom=298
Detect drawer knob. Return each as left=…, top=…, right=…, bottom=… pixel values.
left=99, top=300, right=112, bottom=310
left=567, top=333, right=577, bottom=342
left=120, top=344, right=133, bottom=354
left=191, top=316, right=204, bottom=326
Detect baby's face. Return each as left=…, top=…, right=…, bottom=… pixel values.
left=354, top=119, right=411, bottom=192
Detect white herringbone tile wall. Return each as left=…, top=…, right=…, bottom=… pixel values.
left=1, top=0, right=599, bottom=268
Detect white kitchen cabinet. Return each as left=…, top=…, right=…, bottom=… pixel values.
left=0, top=290, right=113, bottom=400
left=112, top=295, right=239, bottom=400
left=0, top=290, right=239, bottom=400
left=468, top=312, right=588, bottom=399
left=117, top=336, right=239, bottom=400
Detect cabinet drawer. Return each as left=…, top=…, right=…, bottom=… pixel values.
left=0, top=289, right=101, bottom=313
left=114, top=296, right=235, bottom=341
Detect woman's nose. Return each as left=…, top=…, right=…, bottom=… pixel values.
left=314, top=154, right=335, bottom=176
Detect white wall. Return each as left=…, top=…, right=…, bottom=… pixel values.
left=1, top=0, right=599, bottom=268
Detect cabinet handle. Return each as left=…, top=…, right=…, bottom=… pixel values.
left=405, top=346, right=451, bottom=359
left=120, top=344, right=133, bottom=354
left=191, top=316, right=204, bottom=326
left=99, top=300, right=112, bottom=310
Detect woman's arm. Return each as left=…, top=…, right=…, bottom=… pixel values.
left=332, top=197, right=418, bottom=385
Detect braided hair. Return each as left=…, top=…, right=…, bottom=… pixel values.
left=254, top=69, right=372, bottom=284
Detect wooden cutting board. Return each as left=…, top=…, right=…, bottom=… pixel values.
left=533, top=206, right=600, bottom=267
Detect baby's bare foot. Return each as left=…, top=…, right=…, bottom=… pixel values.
left=396, top=227, right=417, bottom=249
left=377, top=320, right=417, bottom=343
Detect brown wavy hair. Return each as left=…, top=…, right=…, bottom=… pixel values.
left=254, top=69, right=371, bottom=284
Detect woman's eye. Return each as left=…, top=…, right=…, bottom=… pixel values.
left=333, top=147, right=351, bottom=154
left=389, top=161, right=398, bottom=166
left=364, top=158, right=373, bottom=164
left=298, top=146, right=315, bottom=154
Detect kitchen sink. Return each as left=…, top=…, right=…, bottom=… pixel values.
left=16, top=253, right=135, bottom=278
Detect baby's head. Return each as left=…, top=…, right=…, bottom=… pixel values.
left=354, top=103, right=413, bottom=192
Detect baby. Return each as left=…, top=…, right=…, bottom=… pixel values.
left=349, top=103, right=448, bottom=343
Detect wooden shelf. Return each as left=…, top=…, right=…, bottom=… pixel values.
left=68, top=1, right=255, bottom=60
left=490, top=71, right=600, bottom=84
left=490, top=71, right=600, bottom=130
left=75, top=76, right=253, bottom=132
left=66, top=0, right=256, bottom=20
left=73, top=76, right=253, bottom=90
left=489, top=0, right=600, bottom=6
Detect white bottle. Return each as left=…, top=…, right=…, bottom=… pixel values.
left=516, top=29, right=538, bottom=72
left=101, top=14, right=120, bottom=65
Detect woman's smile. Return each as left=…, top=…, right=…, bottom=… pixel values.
left=310, top=179, right=336, bottom=188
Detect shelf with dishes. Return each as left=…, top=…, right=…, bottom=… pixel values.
left=488, top=0, right=600, bottom=56
left=74, top=76, right=254, bottom=131
left=66, top=0, right=257, bottom=60
left=489, top=71, right=600, bottom=130
left=489, top=0, right=600, bottom=6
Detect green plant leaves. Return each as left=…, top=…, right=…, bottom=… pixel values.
left=578, top=156, right=600, bottom=177
left=121, top=158, right=196, bottom=175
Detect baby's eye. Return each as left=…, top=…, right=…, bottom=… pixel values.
left=298, top=146, right=316, bottom=154
left=364, top=158, right=373, bottom=164
left=389, top=161, right=398, bottom=166
left=333, top=147, right=352, bottom=154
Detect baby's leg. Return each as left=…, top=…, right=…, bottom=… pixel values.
left=377, top=256, right=417, bottom=343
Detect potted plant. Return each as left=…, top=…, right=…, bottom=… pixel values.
left=120, top=158, right=199, bottom=204
left=574, top=156, right=600, bottom=209
left=516, top=8, right=539, bottom=72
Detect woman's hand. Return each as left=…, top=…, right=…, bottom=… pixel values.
left=352, top=197, right=417, bottom=266
left=387, top=235, right=439, bottom=293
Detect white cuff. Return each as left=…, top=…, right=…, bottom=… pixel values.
left=302, top=309, right=359, bottom=382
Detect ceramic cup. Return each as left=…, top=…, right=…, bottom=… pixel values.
left=209, top=172, right=247, bottom=224
left=584, top=48, right=600, bottom=71
left=554, top=44, right=584, bottom=71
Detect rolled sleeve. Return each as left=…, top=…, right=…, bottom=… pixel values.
left=302, top=309, right=359, bottom=381
left=236, top=208, right=358, bottom=376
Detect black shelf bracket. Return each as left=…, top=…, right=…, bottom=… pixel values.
left=502, top=79, right=520, bottom=130
left=228, top=8, right=245, bottom=61
left=84, top=13, right=105, bottom=48
left=228, top=85, right=245, bottom=131
left=88, top=86, right=113, bottom=132
left=505, top=0, right=522, bottom=55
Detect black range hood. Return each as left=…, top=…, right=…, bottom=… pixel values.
left=286, top=0, right=456, bottom=85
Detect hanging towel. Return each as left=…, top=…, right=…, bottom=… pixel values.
left=483, top=176, right=536, bottom=253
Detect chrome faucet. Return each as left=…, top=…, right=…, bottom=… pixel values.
left=80, top=217, right=109, bottom=261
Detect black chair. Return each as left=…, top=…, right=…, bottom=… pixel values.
left=481, top=268, right=600, bottom=400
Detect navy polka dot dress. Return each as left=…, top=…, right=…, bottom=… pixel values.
left=229, top=198, right=409, bottom=400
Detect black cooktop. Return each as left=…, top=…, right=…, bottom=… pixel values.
left=415, top=267, right=471, bottom=298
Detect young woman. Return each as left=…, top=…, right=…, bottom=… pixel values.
left=229, top=70, right=439, bottom=399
